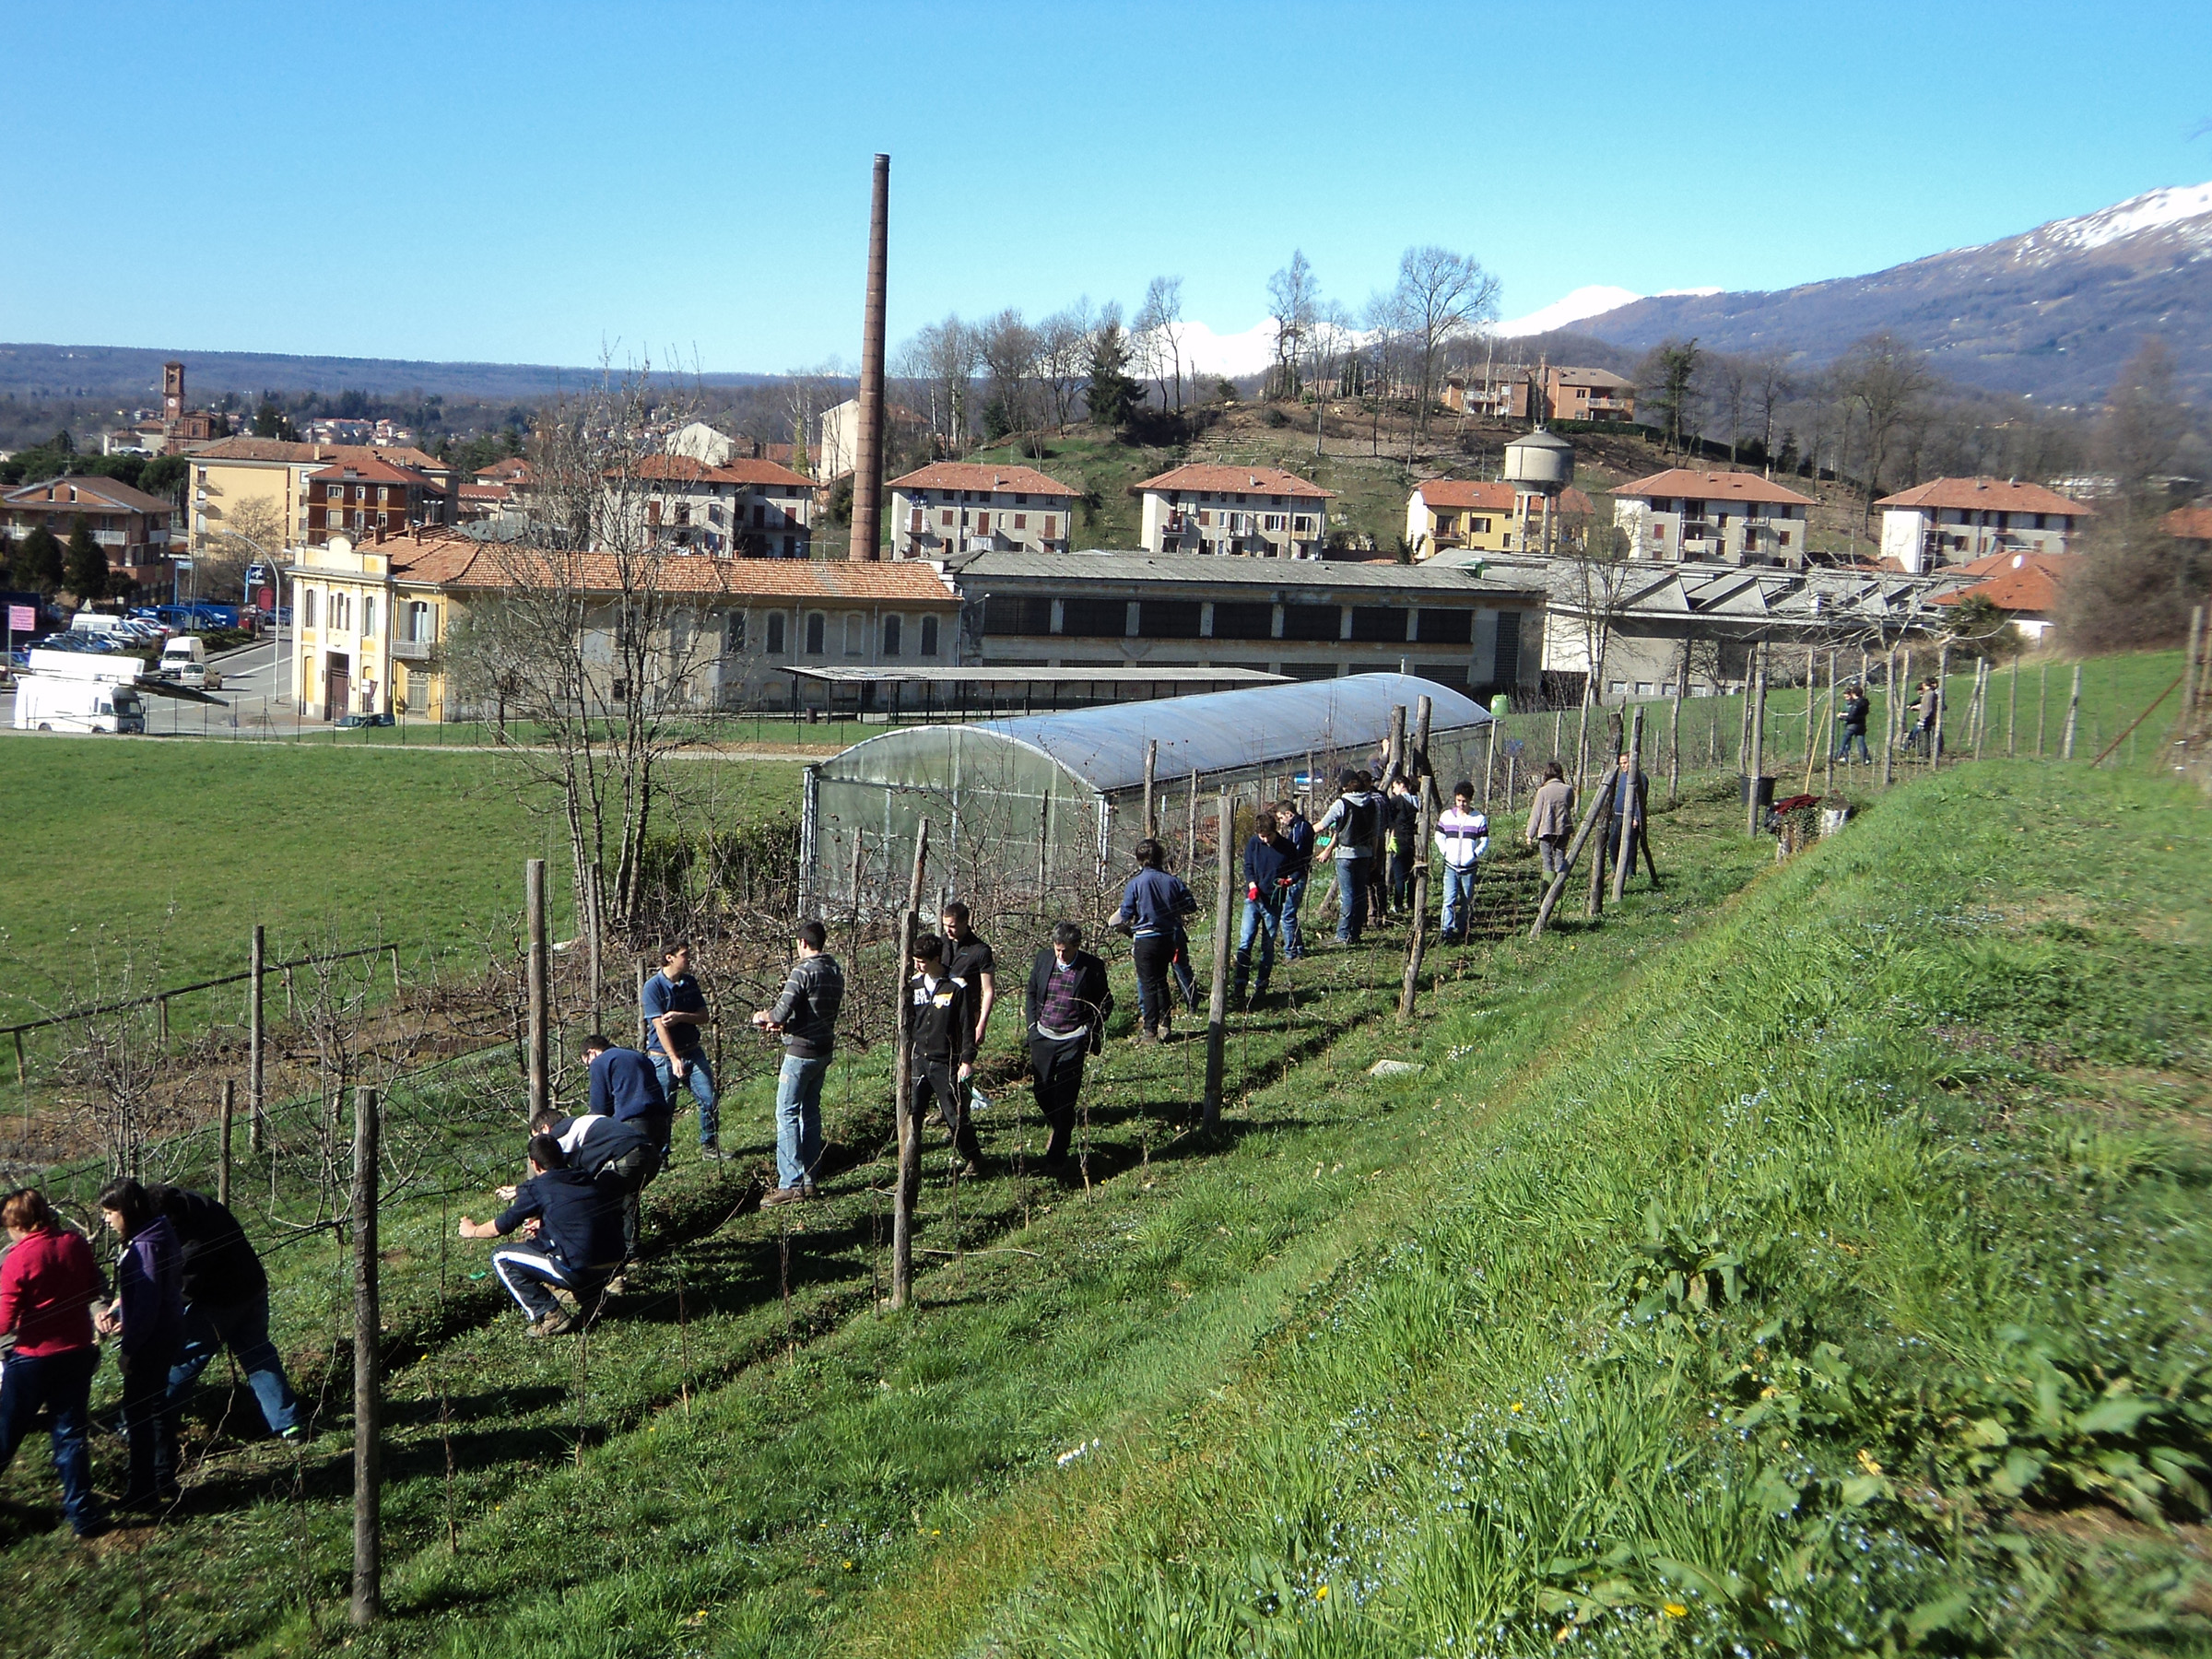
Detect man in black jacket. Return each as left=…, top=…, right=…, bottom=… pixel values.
left=150, top=1185, right=305, bottom=1442
left=1024, top=921, right=1113, bottom=1168
left=529, top=1107, right=659, bottom=1281
left=907, top=934, right=985, bottom=1175
left=458, top=1136, right=627, bottom=1336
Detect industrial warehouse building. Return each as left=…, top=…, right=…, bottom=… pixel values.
left=801, top=673, right=1492, bottom=919
left=947, top=551, right=1546, bottom=703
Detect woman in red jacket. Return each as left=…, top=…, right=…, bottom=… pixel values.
left=0, top=1187, right=108, bottom=1537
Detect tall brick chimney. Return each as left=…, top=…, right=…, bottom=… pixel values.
left=851, top=153, right=889, bottom=561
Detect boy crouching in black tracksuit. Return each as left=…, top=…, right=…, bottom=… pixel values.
left=907, top=934, right=985, bottom=1176
left=457, top=1135, right=627, bottom=1337
left=529, top=1107, right=659, bottom=1288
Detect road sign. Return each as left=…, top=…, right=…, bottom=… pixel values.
left=7, top=605, right=33, bottom=633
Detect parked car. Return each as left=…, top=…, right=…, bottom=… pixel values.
left=335, top=712, right=395, bottom=728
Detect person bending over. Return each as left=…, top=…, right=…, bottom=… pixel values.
left=149, top=1183, right=305, bottom=1446
left=529, top=1107, right=659, bottom=1284
left=457, top=1136, right=626, bottom=1337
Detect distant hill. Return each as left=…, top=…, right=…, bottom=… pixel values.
left=0, top=343, right=780, bottom=404
left=1572, top=182, right=2212, bottom=406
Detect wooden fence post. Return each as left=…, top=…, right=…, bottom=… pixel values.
left=249, top=924, right=265, bottom=1155
left=2061, top=664, right=2082, bottom=759
left=351, top=1084, right=382, bottom=1627
left=1400, top=698, right=1435, bottom=1020
left=1143, top=739, right=1158, bottom=839
left=1203, top=790, right=1234, bottom=1134
left=1931, top=642, right=1951, bottom=771
left=1611, top=705, right=1644, bottom=905
left=1881, top=648, right=1896, bottom=790
left=1186, top=768, right=1199, bottom=874
left=218, top=1079, right=233, bottom=1208
left=890, top=820, right=928, bottom=1309
left=1745, top=657, right=1768, bottom=838
left=2007, top=656, right=2019, bottom=758
left=525, top=859, right=549, bottom=1121
left=1666, top=651, right=1684, bottom=806
left=2183, top=604, right=2205, bottom=717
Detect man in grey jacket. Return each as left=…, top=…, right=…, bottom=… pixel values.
left=751, top=920, right=845, bottom=1205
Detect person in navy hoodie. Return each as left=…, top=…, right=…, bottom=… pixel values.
left=1108, top=838, right=1196, bottom=1043
left=93, top=1179, right=184, bottom=1510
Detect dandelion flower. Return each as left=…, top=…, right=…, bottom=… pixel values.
left=1510, top=1401, right=1524, bottom=1413
left=1663, top=1603, right=1688, bottom=1618
left=1316, top=1584, right=1328, bottom=1600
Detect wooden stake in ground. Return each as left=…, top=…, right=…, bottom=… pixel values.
left=2037, top=662, right=2049, bottom=758
left=1143, top=739, right=1158, bottom=839
left=218, top=1079, right=233, bottom=1208
left=1746, top=657, right=1769, bottom=839
left=1399, top=697, right=1435, bottom=1020
left=1666, top=645, right=1685, bottom=806
left=1611, top=705, right=1644, bottom=905
left=2061, top=664, right=2082, bottom=759
left=2007, top=656, right=2019, bottom=757
left=1930, top=643, right=1950, bottom=771
left=1881, top=647, right=1897, bottom=790
left=249, top=924, right=265, bottom=1155
left=1202, top=790, right=1233, bottom=1134
left=1574, top=681, right=1593, bottom=788
left=2183, top=604, right=2205, bottom=717
left=1528, top=765, right=1619, bottom=941
left=1801, top=645, right=1817, bottom=776
left=890, top=820, right=928, bottom=1309
left=351, top=1084, right=382, bottom=1627
left=525, top=858, right=549, bottom=1121
left=1973, top=657, right=1991, bottom=761
left=1186, top=767, right=1199, bottom=872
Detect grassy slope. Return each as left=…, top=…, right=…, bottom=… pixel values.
left=0, top=740, right=789, bottom=1018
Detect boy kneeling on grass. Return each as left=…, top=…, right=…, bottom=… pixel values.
left=457, top=1135, right=626, bottom=1337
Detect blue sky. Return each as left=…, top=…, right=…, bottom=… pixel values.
left=6, top=2, right=2207, bottom=374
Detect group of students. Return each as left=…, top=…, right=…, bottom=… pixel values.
left=0, top=1179, right=305, bottom=1537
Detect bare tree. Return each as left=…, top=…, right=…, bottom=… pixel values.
left=1131, top=276, right=1187, bottom=411
left=202, top=494, right=289, bottom=604
left=444, top=364, right=745, bottom=956
left=893, top=317, right=980, bottom=452
left=1711, top=353, right=1748, bottom=462
left=1834, top=332, right=1936, bottom=521
left=1385, top=246, right=1500, bottom=439
left=1266, top=251, right=1320, bottom=401
left=1035, top=300, right=1095, bottom=430
left=973, top=309, right=1039, bottom=441
left=1748, top=351, right=1794, bottom=465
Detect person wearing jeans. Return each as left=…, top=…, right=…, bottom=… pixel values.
left=151, top=1184, right=303, bottom=1443
left=643, top=941, right=719, bottom=1149
left=1277, top=800, right=1314, bottom=960
left=1433, top=782, right=1488, bottom=946
left=0, top=1188, right=107, bottom=1537
left=94, top=1180, right=183, bottom=1508
left=1833, top=682, right=1871, bottom=764
left=1313, top=771, right=1382, bottom=946
left=1234, top=804, right=1293, bottom=1004
left=753, top=921, right=845, bottom=1204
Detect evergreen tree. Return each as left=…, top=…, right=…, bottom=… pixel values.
left=63, top=515, right=108, bottom=601
left=18, top=524, right=65, bottom=594
left=1086, top=318, right=1141, bottom=429
left=51, top=428, right=76, bottom=456
left=252, top=400, right=298, bottom=441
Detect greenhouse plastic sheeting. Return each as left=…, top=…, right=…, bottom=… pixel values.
left=973, top=673, right=1488, bottom=793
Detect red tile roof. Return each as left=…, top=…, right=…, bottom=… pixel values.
left=1414, top=478, right=1595, bottom=514
left=1875, top=477, right=2088, bottom=515
left=1615, top=468, right=1816, bottom=507
left=382, top=533, right=959, bottom=603
left=888, top=462, right=1077, bottom=496
left=634, top=454, right=815, bottom=489
left=1134, top=463, right=1335, bottom=500
left=307, top=457, right=437, bottom=487
left=189, top=435, right=444, bottom=471
left=1929, top=552, right=2076, bottom=615
left=5, top=475, right=179, bottom=514
left=476, top=457, right=532, bottom=483
left=2163, top=506, right=2212, bottom=540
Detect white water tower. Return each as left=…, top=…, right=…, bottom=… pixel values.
left=1502, top=426, right=1575, bottom=556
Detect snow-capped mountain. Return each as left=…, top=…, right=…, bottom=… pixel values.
left=1567, top=182, right=2212, bottom=404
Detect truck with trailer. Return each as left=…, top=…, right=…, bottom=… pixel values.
left=12, top=649, right=150, bottom=733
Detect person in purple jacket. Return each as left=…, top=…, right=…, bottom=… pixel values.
left=93, top=1179, right=184, bottom=1510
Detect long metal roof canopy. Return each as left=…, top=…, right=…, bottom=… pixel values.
left=786, top=665, right=1288, bottom=686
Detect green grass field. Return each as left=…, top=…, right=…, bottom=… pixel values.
left=0, top=739, right=793, bottom=1025
left=4, top=738, right=2206, bottom=1656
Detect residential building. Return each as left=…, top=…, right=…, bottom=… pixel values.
left=183, top=436, right=453, bottom=561
left=287, top=526, right=959, bottom=720
left=3, top=475, right=176, bottom=590
left=1134, top=465, right=1335, bottom=559
left=633, top=454, right=817, bottom=558
left=1927, top=549, right=2076, bottom=641
left=888, top=463, right=1077, bottom=559
left=1875, top=477, right=2090, bottom=573
left=476, top=456, right=532, bottom=488
left=1443, top=364, right=1636, bottom=424
left=952, top=549, right=1545, bottom=700
left=816, top=398, right=924, bottom=482
left=1406, top=478, right=1598, bottom=559
left=304, top=456, right=447, bottom=546
left=1612, top=469, right=1818, bottom=565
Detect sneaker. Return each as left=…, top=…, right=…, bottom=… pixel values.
left=276, top=1424, right=311, bottom=1447
left=602, top=1273, right=629, bottom=1296
left=953, top=1157, right=990, bottom=1180
left=526, top=1310, right=574, bottom=1338
left=799, top=1181, right=821, bottom=1200
left=699, top=1137, right=720, bottom=1156
left=72, top=1516, right=112, bottom=1540
left=761, top=1185, right=806, bottom=1206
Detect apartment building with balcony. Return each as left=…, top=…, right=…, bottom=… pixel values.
left=305, top=457, right=447, bottom=546
left=1406, top=478, right=1597, bottom=559
left=1612, top=468, right=1818, bottom=565
left=633, top=454, right=817, bottom=558
left=183, top=436, right=453, bottom=561
left=888, top=462, right=1077, bottom=559
left=1443, top=365, right=1637, bottom=424
left=1134, top=464, right=1334, bottom=558
left=1874, top=477, right=2088, bottom=573
left=2, top=476, right=176, bottom=590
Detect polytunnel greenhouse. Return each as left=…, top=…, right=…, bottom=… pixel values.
left=800, top=673, right=1492, bottom=922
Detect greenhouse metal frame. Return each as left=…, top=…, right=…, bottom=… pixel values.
left=800, top=674, right=1494, bottom=925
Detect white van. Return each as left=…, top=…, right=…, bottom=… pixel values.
left=159, top=636, right=221, bottom=689
left=67, top=611, right=128, bottom=638
left=13, top=649, right=148, bottom=734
